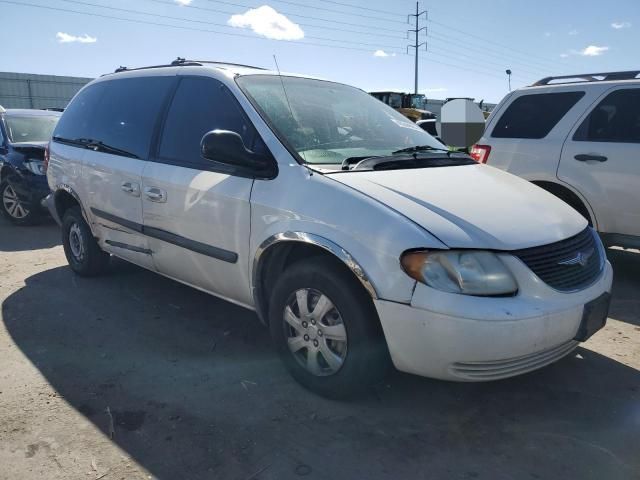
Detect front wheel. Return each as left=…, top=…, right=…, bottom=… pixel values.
left=269, top=257, right=389, bottom=398
left=62, top=206, right=110, bottom=276
left=1, top=177, right=39, bottom=225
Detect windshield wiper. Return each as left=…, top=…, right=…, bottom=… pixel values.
left=52, top=135, right=88, bottom=148
left=84, top=139, right=140, bottom=159
left=392, top=145, right=450, bottom=155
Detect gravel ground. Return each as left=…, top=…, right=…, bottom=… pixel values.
left=0, top=217, right=638, bottom=480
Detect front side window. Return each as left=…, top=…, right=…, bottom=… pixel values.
left=491, top=91, right=585, bottom=139
left=236, top=75, right=443, bottom=165
left=158, top=76, right=264, bottom=168
left=6, top=115, right=59, bottom=143
left=573, top=88, right=640, bottom=143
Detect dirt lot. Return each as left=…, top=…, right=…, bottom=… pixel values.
left=0, top=217, right=638, bottom=480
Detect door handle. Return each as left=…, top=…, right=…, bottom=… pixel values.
left=144, top=186, right=167, bottom=203
left=121, top=181, right=141, bottom=197
left=574, top=154, right=607, bottom=162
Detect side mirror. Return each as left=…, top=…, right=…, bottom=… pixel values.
left=201, top=129, right=258, bottom=167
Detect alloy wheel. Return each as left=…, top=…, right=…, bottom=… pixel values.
left=283, top=288, right=348, bottom=376
left=2, top=185, right=29, bottom=219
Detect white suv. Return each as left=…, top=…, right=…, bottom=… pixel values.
left=45, top=60, right=612, bottom=397
left=473, top=70, right=640, bottom=250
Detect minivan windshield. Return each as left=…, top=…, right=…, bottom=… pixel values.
left=236, top=75, right=445, bottom=165
left=5, top=114, right=60, bottom=143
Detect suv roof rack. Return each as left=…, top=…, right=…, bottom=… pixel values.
left=111, top=57, right=266, bottom=74
left=532, top=70, right=640, bottom=86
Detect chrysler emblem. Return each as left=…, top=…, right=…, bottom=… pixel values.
left=558, top=248, right=594, bottom=267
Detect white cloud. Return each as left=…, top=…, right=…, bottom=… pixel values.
left=56, top=32, right=97, bottom=44
left=580, top=45, right=609, bottom=56
left=560, top=53, right=570, bottom=58
left=174, top=0, right=192, bottom=5
left=568, top=29, right=578, bottom=35
left=228, top=5, right=304, bottom=40
left=611, top=21, right=631, bottom=29
left=373, top=49, right=396, bottom=57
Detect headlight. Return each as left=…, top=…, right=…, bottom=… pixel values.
left=24, top=160, right=46, bottom=175
left=401, top=250, right=518, bottom=296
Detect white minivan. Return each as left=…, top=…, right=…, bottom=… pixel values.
left=46, top=60, right=612, bottom=397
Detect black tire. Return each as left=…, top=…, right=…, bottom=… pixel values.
left=61, top=206, right=110, bottom=276
left=269, top=257, right=389, bottom=399
left=0, top=176, right=40, bottom=226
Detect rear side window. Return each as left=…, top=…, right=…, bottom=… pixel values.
left=53, top=83, right=105, bottom=142
left=90, top=77, right=174, bottom=159
left=491, top=92, right=585, bottom=139
left=158, top=76, right=265, bottom=168
left=573, top=88, right=640, bottom=143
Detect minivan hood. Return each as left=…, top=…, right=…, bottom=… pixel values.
left=329, top=164, right=587, bottom=250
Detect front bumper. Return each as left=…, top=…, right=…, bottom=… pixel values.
left=375, top=256, right=614, bottom=381
left=10, top=173, right=50, bottom=211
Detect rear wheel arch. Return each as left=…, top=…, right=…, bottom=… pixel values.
left=252, top=233, right=378, bottom=326
left=53, top=188, right=83, bottom=221
left=531, top=180, right=595, bottom=227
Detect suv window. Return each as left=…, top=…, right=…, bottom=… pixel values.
left=573, top=88, right=640, bottom=143
left=158, top=76, right=265, bottom=168
left=91, top=77, right=174, bottom=159
left=53, top=83, right=105, bottom=143
left=491, top=91, right=585, bottom=139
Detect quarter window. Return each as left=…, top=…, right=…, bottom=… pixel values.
left=53, top=83, right=105, bottom=143
left=158, top=77, right=265, bottom=168
left=90, top=77, right=174, bottom=159
left=491, top=92, right=585, bottom=139
left=573, top=89, right=640, bottom=143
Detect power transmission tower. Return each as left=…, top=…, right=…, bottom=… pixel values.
left=407, top=2, right=428, bottom=95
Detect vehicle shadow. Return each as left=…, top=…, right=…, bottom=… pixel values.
left=2, top=259, right=639, bottom=479
left=0, top=216, right=60, bottom=252
left=607, top=248, right=640, bottom=327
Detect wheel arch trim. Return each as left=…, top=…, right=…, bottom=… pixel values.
left=252, top=232, right=379, bottom=324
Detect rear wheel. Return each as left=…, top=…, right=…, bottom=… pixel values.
left=269, top=257, right=389, bottom=398
left=62, top=206, right=110, bottom=276
left=1, top=177, right=39, bottom=225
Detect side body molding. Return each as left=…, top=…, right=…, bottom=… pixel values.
left=252, top=232, right=378, bottom=324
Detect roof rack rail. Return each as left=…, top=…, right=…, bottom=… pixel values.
left=110, top=57, right=265, bottom=76
left=532, top=70, right=640, bottom=86
left=173, top=58, right=266, bottom=70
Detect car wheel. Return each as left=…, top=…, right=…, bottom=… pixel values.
left=62, top=206, right=110, bottom=276
left=269, top=257, right=389, bottom=399
left=0, top=177, right=39, bottom=225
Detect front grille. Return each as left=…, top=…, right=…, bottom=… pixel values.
left=450, top=340, right=579, bottom=380
left=512, top=228, right=602, bottom=292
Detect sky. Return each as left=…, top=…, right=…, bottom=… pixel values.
left=1, top=0, right=639, bottom=103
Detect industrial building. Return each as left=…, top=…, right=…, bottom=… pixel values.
left=0, top=72, right=92, bottom=110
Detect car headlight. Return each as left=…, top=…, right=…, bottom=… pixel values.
left=24, top=160, right=46, bottom=175
left=401, top=250, right=518, bottom=296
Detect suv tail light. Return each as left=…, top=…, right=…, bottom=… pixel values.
left=44, top=141, right=50, bottom=172
left=470, top=144, right=491, bottom=164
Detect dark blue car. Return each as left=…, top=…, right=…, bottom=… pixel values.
left=0, top=107, right=61, bottom=225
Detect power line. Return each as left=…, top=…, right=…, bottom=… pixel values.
left=314, top=0, right=402, bottom=16
left=0, top=0, right=399, bottom=55
left=427, top=19, right=573, bottom=70
left=428, top=29, right=565, bottom=73
left=204, top=0, right=405, bottom=34
left=419, top=55, right=531, bottom=84
left=53, top=0, right=406, bottom=52
left=142, top=0, right=404, bottom=40
left=209, top=0, right=408, bottom=25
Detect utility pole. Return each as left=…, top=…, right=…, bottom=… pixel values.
left=407, top=2, right=427, bottom=95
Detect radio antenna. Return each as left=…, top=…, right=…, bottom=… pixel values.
left=273, top=54, right=307, bottom=164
